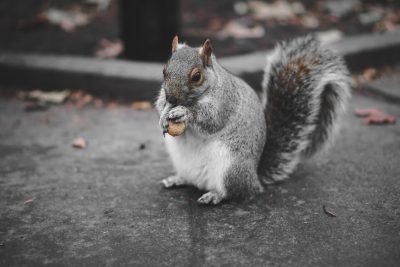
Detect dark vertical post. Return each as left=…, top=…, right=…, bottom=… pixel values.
left=119, top=0, right=181, bottom=62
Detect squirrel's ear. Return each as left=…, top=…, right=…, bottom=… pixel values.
left=200, top=39, right=212, bottom=66
left=172, top=35, right=179, bottom=53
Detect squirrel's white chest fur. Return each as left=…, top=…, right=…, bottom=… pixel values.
left=164, top=132, right=231, bottom=194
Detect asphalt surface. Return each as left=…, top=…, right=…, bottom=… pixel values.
left=0, top=86, right=399, bottom=266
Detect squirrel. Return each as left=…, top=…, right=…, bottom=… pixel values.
left=155, top=35, right=351, bottom=205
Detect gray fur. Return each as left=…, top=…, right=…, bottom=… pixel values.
left=259, top=35, right=351, bottom=183
left=156, top=44, right=265, bottom=202
left=156, top=35, right=351, bottom=203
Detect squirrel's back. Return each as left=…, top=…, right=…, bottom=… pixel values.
left=258, top=35, right=351, bottom=183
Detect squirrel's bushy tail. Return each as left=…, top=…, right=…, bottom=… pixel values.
left=258, top=35, right=351, bottom=184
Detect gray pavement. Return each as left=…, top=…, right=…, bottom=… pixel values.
left=0, top=87, right=399, bottom=266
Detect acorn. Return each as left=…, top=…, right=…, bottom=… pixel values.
left=167, top=120, right=186, bottom=137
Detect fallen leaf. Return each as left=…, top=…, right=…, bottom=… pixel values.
left=72, top=137, right=88, bottom=149
left=68, top=90, right=84, bottom=101
left=28, top=90, right=70, bottom=104
left=324, top=0, right=360, bottom=18
left=375, top=20, right=399, bottom=33
left=67, top=90, right=95, bottom=108
left=317, top=29, right=343, bottom=44
left=355, top=108, right=396, bottom=125
left=301, top=15, right=320, bottom=29
left=107, top=101, right=118, bottom=109
left=17, top=7, right=91, bottom=32
left=233, top=2, right=249, bottom=15
left=74, top=93, right=94, bottom=109
left=374, top=9, right=400, bottom=32
left=44, top=8, right=90, bottom=32
left=208, top=17, right=224, bottom=31
left=352, top=67, right=383, bottom=86
left=361, top=68, right=378, bottom=81
left=94, top=99, right=104, bottom=108
left=23, top=198, right=35, bottom=204
left=218, top=20, right=265, bottom=39
left=248, top=0, right=304, bottom=20
left=84, top=0, right=112, bottom=10
left=323, top=205, right=337, bottom=217
left=359, top=10, right=383, bottom=25
left=130, top=101, right=153, bottom=110
left=95, top=38, right=124, bottom=58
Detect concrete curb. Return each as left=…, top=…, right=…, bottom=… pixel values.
left=1, top=30, right=400, bottom=99
left=0, top=54, right=163, bottom=100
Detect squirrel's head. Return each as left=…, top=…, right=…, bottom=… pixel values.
left=162, top=36, right=215, bottom=106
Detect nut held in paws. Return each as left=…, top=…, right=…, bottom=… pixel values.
left=167, top=121, right=186, bottom=136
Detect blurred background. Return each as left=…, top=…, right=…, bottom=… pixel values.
left=1, top=0, right=399, bottom=61
left=1, top=1, right=400, bottom=266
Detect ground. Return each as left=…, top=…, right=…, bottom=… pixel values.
left=0, top=76, right=399, bottom=266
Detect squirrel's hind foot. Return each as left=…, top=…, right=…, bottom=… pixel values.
left=161, top=175, right=186, bottom=188
left=197, top=191, right=225, bottom=205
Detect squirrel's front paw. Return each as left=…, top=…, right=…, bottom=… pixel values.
left=159, top=115, right=169, bottom=135
left=168, top=106, right=189, bottom=123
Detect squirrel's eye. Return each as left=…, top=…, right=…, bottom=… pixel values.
left=190, top=68, right=202, bottom=84
left=192, top=73, right=201, bottom=82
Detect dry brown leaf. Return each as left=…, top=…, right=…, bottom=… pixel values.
left=84, top=0, right=112, bottom=10
left=248, top=0, right=304, bottom=20
left=72, top=137, right=88, bottom=149
left=46, top=8, right=90, bottom=32
left=323, top=205, right=337, bottom=217
left=362, top=68, right=378, bottom=81
left=352, top=68, right=380, bottom=86
left=28, top=90, right=70, bottom=104
left=107, top=101, right=119, bottom=109
left=130, top=101, right=153, bottom=110
left=23, top=198, right=35, bottom=204
left=94, top=99, right=104, bottom=108
left=76, top=94, right=94, bottom=108
left=218, top=20, right=265, bottom=39
left=355, top=108, right=396, bottom=125
left=301, top=15, right=320, bottom=29
left=95, top=38, right=124, bottom=58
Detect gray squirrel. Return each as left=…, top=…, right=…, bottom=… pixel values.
left=155, top=35, right=351, bottom=205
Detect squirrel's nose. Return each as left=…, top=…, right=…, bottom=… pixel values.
left=166, top=95, right=178, bottom=105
